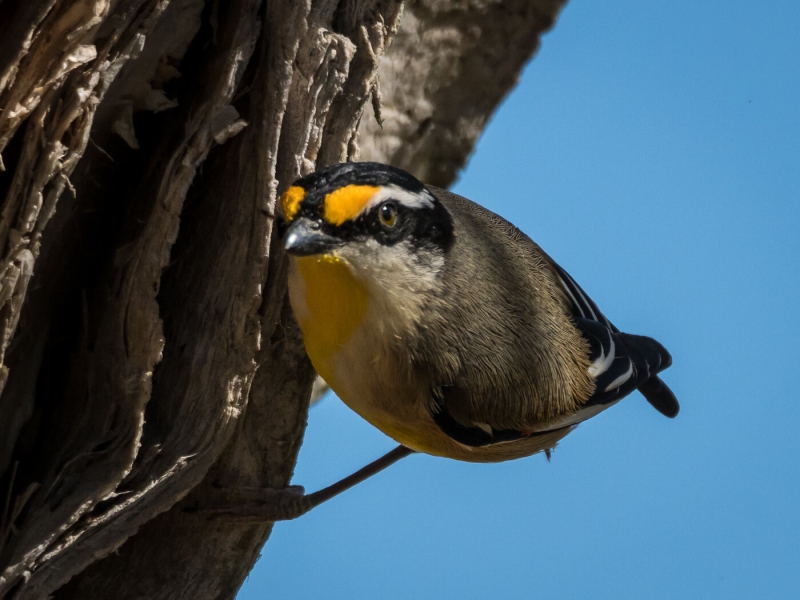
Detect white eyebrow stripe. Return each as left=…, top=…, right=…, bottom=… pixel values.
left=361, top=184, right=435, bottom=214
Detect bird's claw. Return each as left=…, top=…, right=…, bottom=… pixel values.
left=188, top=485, right=314, bottom=522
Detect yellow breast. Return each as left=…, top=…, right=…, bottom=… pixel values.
left=287, top=255, right=369, bottom=388
left=287, top=254, right=564, bottom=462
left=288, top=254, right=419, bottom=443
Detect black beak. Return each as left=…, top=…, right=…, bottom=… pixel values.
left=283, top=218, right=343, bottom=256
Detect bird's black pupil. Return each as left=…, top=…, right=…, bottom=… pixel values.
left=380, top=203, right=396, bottom=223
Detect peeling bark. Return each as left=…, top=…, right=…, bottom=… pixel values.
left=0, top=0, right=566, bottom=598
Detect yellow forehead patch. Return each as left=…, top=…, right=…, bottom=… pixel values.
left=323, top=185, right=379, bottom=226
left=280, top=185, right=305, bottom=221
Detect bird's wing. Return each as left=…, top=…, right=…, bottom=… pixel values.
left=427, top=262, right=678, bottom=449
left=429, top=387, right=575, bottom=448
left=550, top=262, right=678, bottom=419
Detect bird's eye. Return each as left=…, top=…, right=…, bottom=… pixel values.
left=379, top=202, right=398, bottom=227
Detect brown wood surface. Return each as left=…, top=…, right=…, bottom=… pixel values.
left=0, top=1, right=567, bottom=597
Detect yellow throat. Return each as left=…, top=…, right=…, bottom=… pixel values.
left=289, top=255, right=369, bottom=386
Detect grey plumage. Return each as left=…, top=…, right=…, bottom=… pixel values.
left=412, top=188, right=595, bottom=431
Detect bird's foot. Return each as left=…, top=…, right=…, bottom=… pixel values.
left=189, top=485, right=315, bottom=522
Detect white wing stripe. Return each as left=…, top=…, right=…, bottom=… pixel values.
left=604, top=360, right=634, bottom=392
left=569, top=274, right=599, bottom=321
left=558, top=275, right=586, bottom=318
left=588, top=334, right=615, bottom=377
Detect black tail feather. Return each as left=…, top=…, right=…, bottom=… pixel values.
left=638, top=376, right=680, bottom=418
left=617, top=332, right=672, bottom=376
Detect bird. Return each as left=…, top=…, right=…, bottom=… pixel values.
left=263, top=161, right=678, bottom=519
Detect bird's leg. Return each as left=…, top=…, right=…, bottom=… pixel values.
left=192, top=445, right=415, bottom=522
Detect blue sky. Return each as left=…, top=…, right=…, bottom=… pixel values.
left=239, top=1, right=800, bottom=598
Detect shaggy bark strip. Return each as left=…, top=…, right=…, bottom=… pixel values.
left=0, top=2, right=262, bottom=597
left=0, top=0, right=108, bottom=158
left=0, top=0, right=169, bottom=473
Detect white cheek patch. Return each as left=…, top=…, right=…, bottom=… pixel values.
left=333, top=239, right=443, bottom=337
left=344, top=239, right=443, bottom=291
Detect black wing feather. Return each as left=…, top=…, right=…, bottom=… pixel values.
left=554, top=263, right=679, bottom=418
left=430, top=396, right=573, bottom=447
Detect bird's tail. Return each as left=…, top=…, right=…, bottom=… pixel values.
left=616, top=332, right=680, bottom=418
left=638, top=375, right=679, bottom=418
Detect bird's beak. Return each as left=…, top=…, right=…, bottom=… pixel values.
left=283, top=218, right=343, bottom=256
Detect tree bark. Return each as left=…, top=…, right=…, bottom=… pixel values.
left=0, top=0, right=566, bottom=598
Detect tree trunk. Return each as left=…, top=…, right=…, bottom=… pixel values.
left=0, top=0, right=566, bottom=597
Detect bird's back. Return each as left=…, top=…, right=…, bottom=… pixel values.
left=412, top=188, right=596, bottom=431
